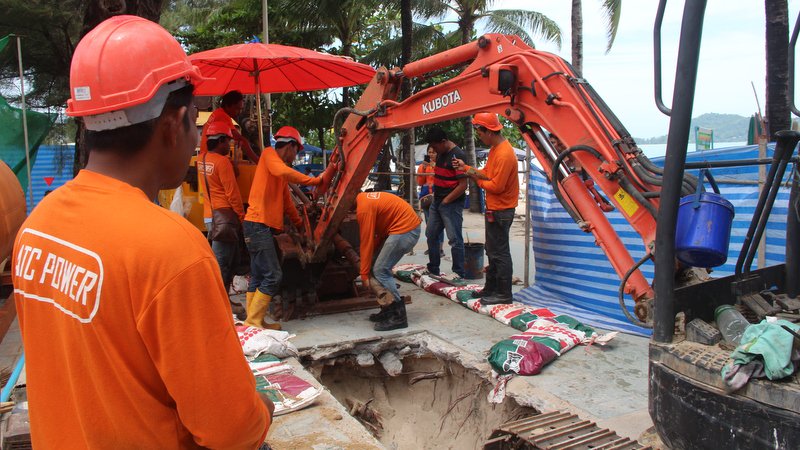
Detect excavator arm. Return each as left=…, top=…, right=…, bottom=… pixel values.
left=313, top=34, right=685, bottom=323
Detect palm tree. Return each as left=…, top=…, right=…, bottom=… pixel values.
left=765, top=0, right=790, bottom=139
left=570, top=0, right=621, bottom=76
left=419, top=0, right=562, bottom=211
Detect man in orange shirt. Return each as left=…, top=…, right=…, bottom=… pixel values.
left=199, top=122, right=246, bottom=318
left=454, top=113, right=519, bottom=305
left=356, top=191, right=421, bottom=331
left=200, top=90, right=260, bottom=162
left=12, top=16, right=272, bottom=448
left=243, top=126, right=322, bottom=329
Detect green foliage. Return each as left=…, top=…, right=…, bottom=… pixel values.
left=0, top=0, right=85, bottom=108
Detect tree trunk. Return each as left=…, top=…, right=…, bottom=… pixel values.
left=400, top=0, right=416, bottom=206
left=461, top=26, right=481, bottom=212
left=376, top=143, right=393, bottom=191
left=765, top=0, right=791, bottom=140
left=74, top=0, right=166, bottom=175
left=571, top=0, right=583, bottom=76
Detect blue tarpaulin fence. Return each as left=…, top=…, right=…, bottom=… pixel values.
left=514, top=144, right=792, bottom=336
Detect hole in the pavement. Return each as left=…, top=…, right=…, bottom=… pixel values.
left=305, top=340, right=537, bottom=450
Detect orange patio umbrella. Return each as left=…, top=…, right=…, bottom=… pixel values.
left=189, top=43, right=376, bottom=147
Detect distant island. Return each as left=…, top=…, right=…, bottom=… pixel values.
left=635, top=113, right=750, bottom=144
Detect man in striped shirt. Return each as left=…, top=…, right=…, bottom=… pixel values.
left=425, top=127, right=468, bottom=278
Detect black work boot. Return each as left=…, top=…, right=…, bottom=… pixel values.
left=473, top=277, right=496, bottom=299
left=374, top=301, right=408, bottom=331
left=480, top=292, right=512, bottom=305
left=368, top=306, right=389, bottom=322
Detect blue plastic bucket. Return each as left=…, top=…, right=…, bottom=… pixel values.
left=463, top=242, right=485, bottom=279
left=675, top=169, right=735, bottom=268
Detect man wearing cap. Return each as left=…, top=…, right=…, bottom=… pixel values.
left=243, top=126, right=322, bottom=329
left=199, top=122, right=247, bottom=318
left=453, top=113, right=519, bottom=305
left=425, top=127, right=468, bottom=279
left=12, top=16, right=272, bottom=448
left=200, top=90, right=260, bottom=163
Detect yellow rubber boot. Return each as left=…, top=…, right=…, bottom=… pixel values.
left=244, top=291, right=282, bottom=330
left=245, top=291, right=255, bottom=315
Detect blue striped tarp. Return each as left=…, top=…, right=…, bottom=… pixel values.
left=26, top=144, right=75, bottom=214
left=514, top=144, right=791, bottom=336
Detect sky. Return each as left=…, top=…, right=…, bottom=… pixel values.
left=470, top=0, right=800, bottom=139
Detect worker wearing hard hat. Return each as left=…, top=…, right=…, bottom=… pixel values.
left=242, top=125, right=322, bottom=329
left=199, top=121, right=247, bottom=319
left=200, top=90, right=260, bottom=162
left=11, top=16, right=272, bottom=448
left=356, top=191, right=421, bottom=331
left=453, top=113, right=519, bottom=305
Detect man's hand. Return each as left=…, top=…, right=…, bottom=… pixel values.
left=452, top=158, right=466, bottom=172
left=258, top=392, right=275, bottom=418
left=362, top=277, right=371, bottom=290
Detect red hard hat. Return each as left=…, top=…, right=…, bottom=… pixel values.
left=206, top=121, right=233, bottom=138
left=274, top=126, right=304, bottom=147
left=472, top=113, right=503, bottom=131
left=66, top=15, right=205, bottom=127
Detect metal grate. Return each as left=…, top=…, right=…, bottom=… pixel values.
left=484, top=410, right=651, bottom=450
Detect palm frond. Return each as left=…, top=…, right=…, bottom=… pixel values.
left=600, top=0, right=622, bottom=53
left=362, top=23, right=450, bottom=67
left=413, top=0, right=450, bottom=19
left=484, top=10, right=562, bottom=49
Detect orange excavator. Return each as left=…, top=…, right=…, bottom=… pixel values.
left=291, top=33, right=687, bottom=325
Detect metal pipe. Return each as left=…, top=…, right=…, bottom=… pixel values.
left=653, top=0, right=707, bottom=343
left=683, top=156, right=799, bottom=169
left=789, top=8, right=800, bottom=117
left=653, top=0, right=672, bottom=116
left=532, top=129, right=570, bottom=178
left=16, top=36, right=33, bottom=209
left=787, top=165, right=800, bottom=297
left=524, top=144, right=532, bottom=287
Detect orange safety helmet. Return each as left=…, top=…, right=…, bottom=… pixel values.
left=66, top=15, right=205, bottom=130
left=472, top=112, right=503, bottom=131
left=205, top=121, right=233, bottom=139
left=274, top=126, right=304, bottom=147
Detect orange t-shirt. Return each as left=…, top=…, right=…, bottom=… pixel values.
left=12, top=170, right=269, bottom=449
left=472, top=140, right=519, bottom=210
left=199, top=108, right=235, bottom=154
left=416, top=163, right=434, bottom=189
left=356, top=192, right=421, bottom=278
left=198, top=151, right=244, bottom=220
left=245, top=147, right=320, bottom=231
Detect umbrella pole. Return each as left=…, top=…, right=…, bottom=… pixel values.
left=17, top=36, right=34, bottom=210
left=254, top=66, right=265, bottom=149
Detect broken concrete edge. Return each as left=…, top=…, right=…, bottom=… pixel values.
left=296, top=330, right=605, bottom=431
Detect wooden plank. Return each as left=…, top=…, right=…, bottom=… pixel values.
left=309, top=295, right=412, bottom=316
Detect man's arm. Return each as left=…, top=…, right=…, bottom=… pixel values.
left=231, top=127, right=260, bottom=163
left=452, top=158, right=491, bottom=181
left=476, top=150, right=517, bottom=194
left=442, top=178, right=467, bottom=204
left=218, top=159, right=245, bottom=219
left=265, top=151, right=322, bottom=186
left=357, top=210, right=376, bottom=280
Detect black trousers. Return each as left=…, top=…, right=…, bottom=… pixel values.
left=485, top=208, right=515, bottom=295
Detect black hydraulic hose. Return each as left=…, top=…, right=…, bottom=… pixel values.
left=551, top=145, right=606, bottom=227
left=330, top=106, right=377, bottom=169
left=618, top=253, right=654, bottom=328
left=630, top=159, right=694, bottom=196
left=735, top=130, right=800, bottom=276
left=637, top=151, right=697, bottom=190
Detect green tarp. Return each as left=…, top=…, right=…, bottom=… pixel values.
left=0, top=35, right=56, bottom=192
